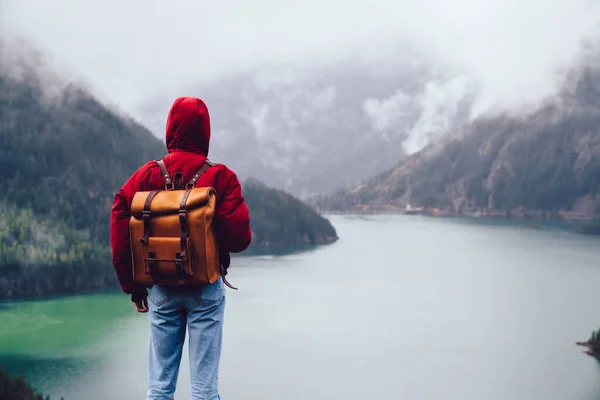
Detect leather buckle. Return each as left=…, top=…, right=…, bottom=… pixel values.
left=174, top=259, right=184, bottom=272
left=140, top=211, right=152, bottom=244
left=174, top=252, right=185, bottom=272
left=178, top=210, right=188, bottom=225
left=174, top=253, right=186, bottom=285
left=147, top=252, right=157, bottom=272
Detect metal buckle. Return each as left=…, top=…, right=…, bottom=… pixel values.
left=166, top=182, right=175, bottom=191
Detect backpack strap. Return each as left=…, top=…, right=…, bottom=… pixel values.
left=178, top=187, right=193, bottom=259
left=179, top=159, right=237, bottom=289
left=185, top=159, right=217, bottom=189
left=156, top=160, right=174, bottom=190
left=177, top=159, right=216, bottom=268
left=140, top=189, right=161, bottom=245
left=221, top=265, right=238, bottom=290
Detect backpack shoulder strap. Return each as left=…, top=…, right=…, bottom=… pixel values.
left=185, top=159, right=218, bottom=189
left=156, top=159, right=174, bottom=190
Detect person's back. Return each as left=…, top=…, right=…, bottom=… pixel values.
left=110, top=97, right=252, bottom=400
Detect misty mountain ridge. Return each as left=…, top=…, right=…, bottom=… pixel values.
left=138, top=50, right=479, bottom=199
left=0, top=38, right=338, bottom=298
left=314, top=39, right=600, bottom=219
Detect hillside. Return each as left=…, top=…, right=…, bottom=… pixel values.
left=0, top=60, right=165, bottom=298
left=0, top=46, right=338, bottom=299
left=315, top=42, right=600, bottom=220
left=0, top=368, right=57, bottom=400
left=243, top=178, right=338, bottom=248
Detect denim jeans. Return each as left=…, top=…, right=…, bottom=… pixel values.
left=147, top=277, right=225, bottom=400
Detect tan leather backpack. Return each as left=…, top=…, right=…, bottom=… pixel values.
left=129, top=159, right=234, bottom=288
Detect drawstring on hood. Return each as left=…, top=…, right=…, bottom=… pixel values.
left=165, top=97, right=211, bottom=155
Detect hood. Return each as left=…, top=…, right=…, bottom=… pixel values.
left=165, top=97, right=211, bottom=155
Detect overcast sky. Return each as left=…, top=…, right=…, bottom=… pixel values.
left=2, top=0, right=600, bottom=120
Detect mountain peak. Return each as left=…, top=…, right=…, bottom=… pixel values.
left=243, top=176, right=269, bottom=189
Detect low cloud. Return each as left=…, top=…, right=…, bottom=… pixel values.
left=3, top=0, right=600, bottom=194
left=3, top=0, right=599, bottom=121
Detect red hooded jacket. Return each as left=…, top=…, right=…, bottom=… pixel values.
left=110, top=97, right=252, bottom=301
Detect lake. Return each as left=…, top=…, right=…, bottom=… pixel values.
left=2, top=214, right=600, bottom=399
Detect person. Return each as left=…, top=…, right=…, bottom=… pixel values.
left=110, top=96, right=252, bottom=400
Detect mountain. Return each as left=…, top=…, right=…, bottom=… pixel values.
left=0, top=41, right=338, bottom=299
left=138, top=50, right=477, bottom=198
left=314, top=41, right=600, bottom=220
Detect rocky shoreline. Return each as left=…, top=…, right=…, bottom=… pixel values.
left=576, top=327, right=600, bottom=361
left=576, top=341, right=600, bottom=360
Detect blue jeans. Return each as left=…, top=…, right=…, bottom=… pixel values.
left=147, top=277, right=226, bottom=400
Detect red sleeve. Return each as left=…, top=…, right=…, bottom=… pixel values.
left=110, top=165, right=152, bottom=301
left=214, top=169, right=252, bottom=254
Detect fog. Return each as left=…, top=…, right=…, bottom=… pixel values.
left=2, top=0, right=600, bottom=195
left=3, top=0, right=599, bottom=119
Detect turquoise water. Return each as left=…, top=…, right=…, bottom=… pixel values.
left=2, top=215, right=600, bottom=399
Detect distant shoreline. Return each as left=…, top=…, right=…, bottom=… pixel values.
left=321, top=208, right=600, bottom=236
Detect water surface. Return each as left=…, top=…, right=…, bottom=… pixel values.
left=2, top=215, right=600, bottom=399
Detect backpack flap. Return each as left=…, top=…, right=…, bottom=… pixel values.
left=143, top=237, right=193, bottom=282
